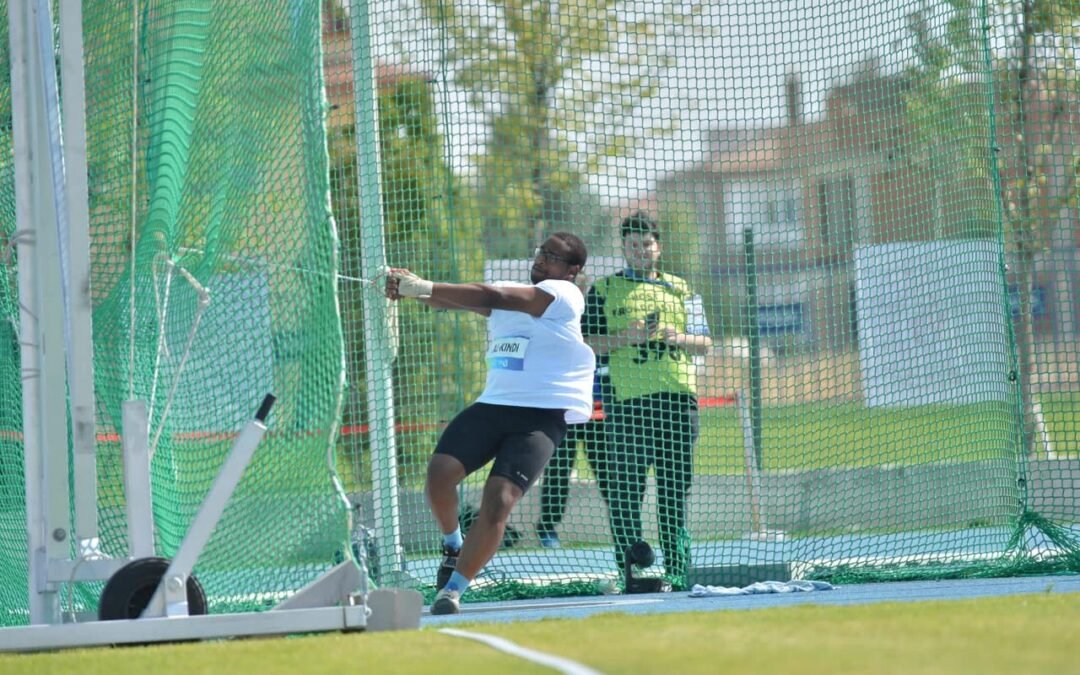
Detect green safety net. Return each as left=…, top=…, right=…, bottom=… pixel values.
left=1, top=0, right=1078, bottom=625
left=0, top=0, right=348, bottom=624
left=324, top=0, right=1079, bottom=603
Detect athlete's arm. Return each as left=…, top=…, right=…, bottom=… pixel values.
left=386, top=268, right=555, bottom=317
left=418, top=295, right=492, bottom=315
left=429, top=282, right=555, bottom=317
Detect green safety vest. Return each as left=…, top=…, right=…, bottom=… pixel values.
left=584, top=271, right=697, bottom=401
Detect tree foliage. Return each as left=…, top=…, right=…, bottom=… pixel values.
left=330, top=74, right=486, bottom=475
left=902, top=0, right=1080, bottom=456
left=419, top=0, right=714, bottom=254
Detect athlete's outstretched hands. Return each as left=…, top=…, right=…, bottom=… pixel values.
left=384, top=268, right=434, bottom=300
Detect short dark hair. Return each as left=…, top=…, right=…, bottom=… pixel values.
left=620, top=211, right=660, bottom=241
left=550, top=231, right=587, bottom=268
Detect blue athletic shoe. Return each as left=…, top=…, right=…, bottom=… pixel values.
left=538, top=529, right=561, bottom=549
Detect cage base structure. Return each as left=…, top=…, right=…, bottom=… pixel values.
left=0, top=393, right=423, bottom=653
left=0, top=604, right=371, bottom=653
left=0, top=583, right=422, bottom=654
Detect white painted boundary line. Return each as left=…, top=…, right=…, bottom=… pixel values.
left=440, top=628, right=604, bottom=675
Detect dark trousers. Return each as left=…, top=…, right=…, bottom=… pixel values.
left=537, top=419, right=605, bottom=533
left=595, top=393, right=698, bottom=579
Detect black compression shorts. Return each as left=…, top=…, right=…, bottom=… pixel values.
left=434, top=402, right=568, bottom=492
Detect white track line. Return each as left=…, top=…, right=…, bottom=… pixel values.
left=437, top=597, right=662, bottom=616
left=440, top=628, right=604, bottom=675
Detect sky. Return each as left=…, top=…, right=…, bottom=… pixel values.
left=350, top=0, right=1018, bottom=206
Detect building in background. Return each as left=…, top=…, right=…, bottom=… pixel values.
left=649, top=60, right=1078, bottom=351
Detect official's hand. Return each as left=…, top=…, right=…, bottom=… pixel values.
left=622, top=320, right=653, bottom=346
left=656, top=326, right=680, bottom=346
left=390, top=269, right=434, bottom=298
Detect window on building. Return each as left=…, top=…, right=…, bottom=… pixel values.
left=816, top=176, right=856, bottom=250
left=724, top=180, right=803, bottom=248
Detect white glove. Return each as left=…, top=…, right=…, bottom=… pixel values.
left=392, top=270, right=434, bottom=298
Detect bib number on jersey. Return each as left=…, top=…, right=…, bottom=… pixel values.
left=487, top=337, right=530, bottom=371
left=633, top=340, right=684, bottom=364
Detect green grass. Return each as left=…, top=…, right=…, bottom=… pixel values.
left=537, top=395, right=1079, bottom=482
left=697, top=400, right=1018, bottom=474
left=350, top=392, right=1079, bottom=486
left=1041, top=392, right=1080, bottom=456
left=568, top=400, right=1021, bottom=478
left=95, top=394, right=1079, bottom=496
left=2, top=593, right=1077, bottom=674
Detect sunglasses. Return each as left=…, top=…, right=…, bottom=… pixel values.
left=533, top=246, right=573, bottom=265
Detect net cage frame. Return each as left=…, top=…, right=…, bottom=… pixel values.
left=0, top=0, right=1077, bottom=650
left=0, top=0, right=421, bottom=651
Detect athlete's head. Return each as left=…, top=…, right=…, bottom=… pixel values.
left=531, top=232, right=587, bottom=284
left=620, top=211, right=662, bottom=275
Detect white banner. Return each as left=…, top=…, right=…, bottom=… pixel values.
left=854, top=241, right=1010, bottom=407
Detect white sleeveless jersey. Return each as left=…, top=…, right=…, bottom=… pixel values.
left=476, top=279, right=596, bottom=424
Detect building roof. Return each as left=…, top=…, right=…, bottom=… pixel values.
left=664, top=68, right=911, bottom=180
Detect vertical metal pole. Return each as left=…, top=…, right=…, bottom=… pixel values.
left=59, top=0, right=100, bottom=548
left=736, top=391, right=762, bottom=534
left=10, top=0, right=73, bottom=624
left=349, top=0, right=405, bottom=581
left=743, top=228, right=763, bottom=469
left=122, top=401, right=156, bottom=557
left=7, top=0, right=47, bottom=626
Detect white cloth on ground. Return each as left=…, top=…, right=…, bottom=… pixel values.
left=689, top=579, right=834, bottom=597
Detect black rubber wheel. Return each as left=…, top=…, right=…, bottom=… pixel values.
left=99, top=557, right=208, bottom=621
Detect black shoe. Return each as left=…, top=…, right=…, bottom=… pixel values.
left=436, top=544, right=460, bottom=590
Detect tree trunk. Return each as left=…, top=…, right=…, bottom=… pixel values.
left=1012, top=0, right=1040, bottom=458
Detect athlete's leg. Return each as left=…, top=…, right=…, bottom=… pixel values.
left=455, top=475, right=524, bottom=579
left=426, top=403, right=509, bottom=590
left=426, top=453, right=468, bottom=535
left=456, top=406, right=564, bottom=584
left=427, top=404, right=501, bottom=537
